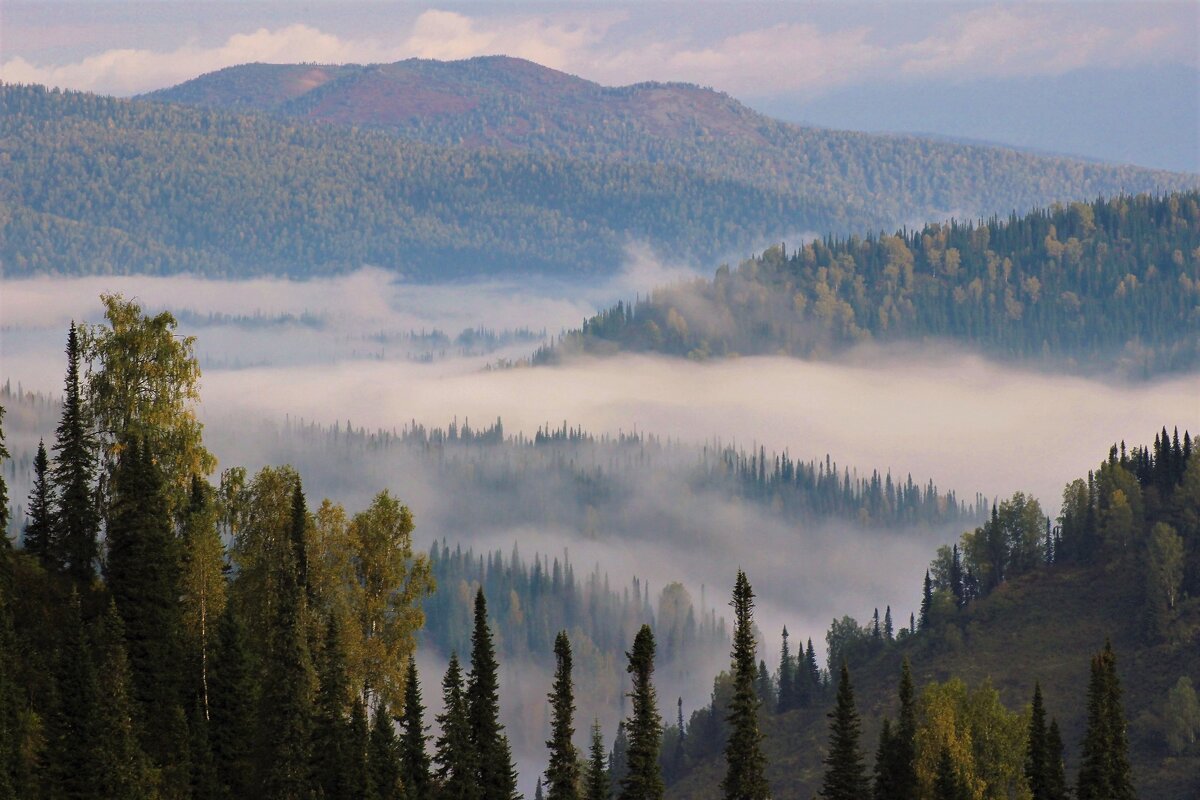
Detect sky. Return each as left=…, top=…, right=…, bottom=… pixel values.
left=2, top=1, right=1197, bottom=170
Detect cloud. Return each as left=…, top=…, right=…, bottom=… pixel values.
left=2, top=4, right=1193, bottom=98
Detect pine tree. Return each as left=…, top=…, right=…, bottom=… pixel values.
left=1025, top=683, right=1049, bottom=799
left=620, top=624, right=663, bottom=800
left=721, top=570, right=770, bottom=800
left=399, top=657, right=432, bottom=800
left=546, top=631, right=581, bottom=800
left=368, top=702, right=402, bottom=800
left=209, top=604, right=255, bottom=799
left=50, top=322, right=99, bottom=582
left=23, top=440, right=53, bottom=564
left=104, top=438, right=184, bottom=764
left=1045, top=720, right=1069, bottom=800
left=777, top=627, right=795, bottom=712
left=891, top=659, right=918, bottom=800
left=820, top=663, right=867, bottom=800
left=313, top=618, right=351, bottom=800
left=435, top=653, right=479, bottom=800
left=467, top=589, right=518, bottom=800
left=586, top=720, right=610, bottom=800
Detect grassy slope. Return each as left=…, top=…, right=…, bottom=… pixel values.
left=670, top=560, right=1200, bottom=799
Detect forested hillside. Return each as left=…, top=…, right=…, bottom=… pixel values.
left=540, top=192, right=1200, bottom=376
left=143, top=57, right=1195, bottom=231
left=0, top=83, right=837, bottom=279
left=666, top=430, right=1200, bottom=800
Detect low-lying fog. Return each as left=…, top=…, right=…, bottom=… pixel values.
left=4, top=266, right=1196, bottom=787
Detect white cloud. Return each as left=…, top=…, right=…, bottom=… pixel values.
left=1, top=4, right=1193, bottom=98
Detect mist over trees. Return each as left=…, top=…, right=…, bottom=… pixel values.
left=541, top=192, right=1200, bottom=377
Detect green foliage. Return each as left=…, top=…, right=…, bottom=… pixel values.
left=399, top=657, right=432, bottom=800
left=821, top=663, right=868, bottom=800
left=1163, top=677, right=1199, bottom=755
left=209, top=604, right=255, bottom=799
left=1077, top=642, right=1135, bottom=800
left=22, top=441, right=52, bottom=565
left=545, top=193, right=1200, bottom=377
left=620, top=625, right=663, bottom=800
left=50, top=322, right=99, bottom=582
left=368, top=702, right=402, bottom=800
left=546, top=631, right=581, bottom=800
left=586, top=720, right=611, bottom=800
left=313, top=618, right=352, bottom=800
left=467, top=590, right=519, bottom=800
left=721, top=571, right=769, bottom=800
left=434, top=653, right=478, bottom=800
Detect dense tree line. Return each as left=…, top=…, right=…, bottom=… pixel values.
left=540, top=192, right=1200, bottom=376
left=141, top=56, right=1192, bottom=237
left=0, top=83, right=842, bottom=279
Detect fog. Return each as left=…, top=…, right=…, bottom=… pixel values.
left=3, top=268, right=1197, bottom=790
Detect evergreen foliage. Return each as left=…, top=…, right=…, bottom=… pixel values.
left=50, top=322, right=99, bottom=582
left=820, top=663, right=868, bottom=800
left=368, top=702, right=402, bottom=800
left=546, top=631, right=581, bottom=800
left=1025, top=683, right=1049, bottom=800
left=586, top=720, right=610, bottom=800
left=467, top=589, right=519, bottom=800
left=399, top=657, right=432, bottom=800
left=209, top=604, right=255, bottom=799
left=22, top=440, right=53, bottom=565
left=313, top=617, right=352, bottom=800
left=435, top=653, right=478, bottom=800
left=620, top=625, right=663, bottom=800
left=1077, top=641, right=1135, bottom=800
left=721, top=571, right=769, bottom=800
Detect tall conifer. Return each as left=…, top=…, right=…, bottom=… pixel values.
left=586, top=720, right=610, bottom=800
left=399, top=657, right=432, bottom=800
left=546, top=631, right=581, bottom=800
left=777, top=627, right=795, bottom=712
left=721, top=571, right=769, bottom=800
left=1077, top=641, right=1135, bottom=800
left=620, top=625, right=663, bottom=800
left=23, top=441, right=53, bottom=564
left=892, top=659, right=918, bottom=800
left=209, top=604, right=255, bottom=799
left=1025, top=683, right=1049, bottom=799
left=313, top=618, right=351, bottom=800
left=50, top=322, right=99, bottom=582
left=368, top=702, right=402, bottom=800
left=467, top=589, right=518, bottom=800
left=435, top=653, right=478, bottom=800
left=820, top=663, right=867, bottom=800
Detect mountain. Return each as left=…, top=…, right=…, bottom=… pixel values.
left=142, top=56, right=1196, bottom=234
left=538, top=192, right=1200, bottom=377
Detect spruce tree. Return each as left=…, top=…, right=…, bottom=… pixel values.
left=467, top=589, right=519, bottom=800
left=620, top=624, right=663, bottom=800
left=871, top=719, right=896, bottom=800
left=313, top=618, right=351, bottom=800
left=209, top=604, right=255, bottom=800
left=47, top=591, right=102, bottom=799
left=721, top=571, right=769, bottom=800
left=777, top=627, right=795, bottom=712
left=883, top=607, right=894, bottom=642
left=1025, top=683, right=1048, bottom=800
left=919, top=571, right=933, bottom=630
left=892, top=659, right=918, bottom=800
left=256, top=487, right=314, bottom=800
left=189, top=697, right=221, bottom=800
left=399, top=657, right=432, bottom=800
left=435, top=653, right=479, bottom=800
left=586, top=720, right=610, bottom=800
left=104, top=438, right=184, bottom=763
left=820, top=663, right=867, bottom=800
left=609, top=722, right=630, bottom=793
left=50, top=322, right=99, bottom=582
left=348, top=698, right=370, bottom=800
left=1077, top=641, right=1135, bottom=800
left=1045, top=720, right=1069, bottom=800
left=932, top=746, right=967, bottom=800
left=546, top=631, right=581, bottom=800
left=368, top=702, right=402, bottom=800
left=23, top=440, right=53, bottom=564
left=92, top=602, right=152, bottom=800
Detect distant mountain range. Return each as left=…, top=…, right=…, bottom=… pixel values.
left=1, top=57, right=1195, bottom=280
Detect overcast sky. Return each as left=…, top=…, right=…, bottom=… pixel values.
left=2, top=2, right=1197, bottom=168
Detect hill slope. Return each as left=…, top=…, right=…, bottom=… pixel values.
left=142, top=56, right=1197, bottom=229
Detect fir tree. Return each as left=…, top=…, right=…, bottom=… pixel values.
left=609, top=722, right=630, bottom=794
left=883, top=607, right=894, bottom=642
left=313, top=617, right=351, bottom=800
left=399, top=657, right=432, bottom=800
left=586, top=720, right=610, bottom=800
left=104, top=438, right=184, bottom=763
left=50, top=322, right=99, bottom=582
left=820, top=663, right=867, bottom=800
left=368, top=702, right=402, bottom=800
left=23, top=440, right=53, bottom=564
left=209, top=604, right=255, bottom=800
left=1025, top=683, right=1049, bottom=800
left=546, top=631, right=581, bottom=800
left=799, top=639, right=820, bottom=708
left=871, top=719, right=896, bottom=800
left=919, top=571, right=933, bottom=630
left=92, top=602, right=152, bottom=800
left=435, top=653, right=479, bottom=800
left=467, top=589, right=519, bottom=800
left=932, top=746, right=967, bottom=800
left=47, top=591, right=102, bottom=799
left=620, top=624, right=663, bottom=800
left=721, top=570, right=769, bottom=800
